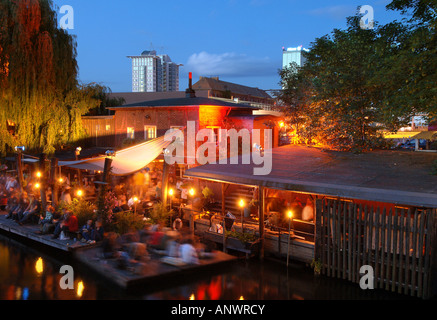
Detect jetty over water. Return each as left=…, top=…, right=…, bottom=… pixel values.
left=0, top=212, right=238, bottom=291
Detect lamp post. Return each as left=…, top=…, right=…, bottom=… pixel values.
left=188, top=188, right=195, bottom=233
left=287, top=210, right=293, bottom=267
left=239, top=199, right=245, bottom=233
left=97, top=150, right=115, bottom=217
left=75, top=147, right=82, bottom=187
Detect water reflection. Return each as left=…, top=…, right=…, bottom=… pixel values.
left=0, top=234, right=414, bottom=300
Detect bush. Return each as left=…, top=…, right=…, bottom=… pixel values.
left=58, top=199, right=97, bottom=227
left=149, top=202, right=174, bottom=226
left=109, top=210, right=146, bottom=235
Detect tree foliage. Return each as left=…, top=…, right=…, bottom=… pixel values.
left=278, top=1, right=437, bottom=152
left=0, top=0, right=100, bottom=156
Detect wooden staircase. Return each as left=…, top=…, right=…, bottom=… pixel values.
left=208, top=185, right=254, bottom=217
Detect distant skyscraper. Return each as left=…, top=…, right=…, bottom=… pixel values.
left=127, top=50, right=180, bottom=92
left=282, top=45, right=309, bottom=69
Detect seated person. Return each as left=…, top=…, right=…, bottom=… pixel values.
left=52, top=210, right=78, bottom=239
left=38, top=205, right=56, bottom=234
left=80, top=219, right=95, bottom=243
left=18, top=194, right=41, bottom=225
left=11, top=195, right=29, bottom=221
left=92, top=220, right=104, bottom=242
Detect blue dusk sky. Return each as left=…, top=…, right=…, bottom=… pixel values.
left=52, top=0, right=406, bottom=93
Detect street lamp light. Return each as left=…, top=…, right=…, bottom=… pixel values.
left=239, top=199, right=245, bottom=232
left=133, top=196, right=139, bottom=214
left=189, top=188, right=195, bottom=197
left=105, top=150, right=116, bottom=159
left=287, top=210, right=293, bottom=267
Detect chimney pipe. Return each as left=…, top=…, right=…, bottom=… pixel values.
left=185, top=72, right=196, bottom=98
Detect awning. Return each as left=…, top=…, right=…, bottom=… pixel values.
left=58, top=136, right=172, bottom=176
left=411, top=131, right=437, bottom=140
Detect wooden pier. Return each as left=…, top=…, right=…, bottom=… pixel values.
left=0, top=212, right=238, bottom=291
left=74, top=246, right=237, bottom=290
left=0, top=213, right=93, bottom=252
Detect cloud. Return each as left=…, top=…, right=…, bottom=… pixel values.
left=185, top=51, right=278, bottom=78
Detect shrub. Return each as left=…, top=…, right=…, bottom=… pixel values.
left=58, top=198, right=97, bottom=227
left=109, top=210, right=146, bottom=235
left=149, top=201, right=174, bottom=226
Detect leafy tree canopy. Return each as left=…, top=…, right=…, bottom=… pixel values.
left=277, top=1, right=437, bottom=152
left=0, top=0, right=101, bottom=156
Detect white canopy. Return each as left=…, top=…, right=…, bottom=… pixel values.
left=58, top=136, right=172, bottom=176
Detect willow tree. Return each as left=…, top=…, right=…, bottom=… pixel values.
left=0, top=0, right=99, bottom=156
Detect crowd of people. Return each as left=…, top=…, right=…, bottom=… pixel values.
left=0, top=164, right=219, bottom=277
left=0, top=172, right=103, bottom=243
left=100, top=221, right=215, bottom=273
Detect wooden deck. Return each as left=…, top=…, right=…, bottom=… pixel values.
left=73, top=245, right=238, bottom=290
left=0, top=212, right=238, bottom=291
left=0, top=213, right=96, bottom=252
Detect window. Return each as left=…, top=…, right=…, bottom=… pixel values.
left=144, top=125, right=156, bottom=140
left=127, top=127, right=135, bottom=139
left=106, top=124, right=111, bottom=131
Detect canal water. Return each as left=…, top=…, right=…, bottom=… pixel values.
left=0, top=232, right=416, bottom=301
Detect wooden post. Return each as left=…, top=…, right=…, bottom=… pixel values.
left=222, top=183, right=227, bottom=253
left=162, top=160, right=169, bottom=205
left=16, top=150, right=24, bottom=192
left=51, top=158, right=59, bottom=208
left=221, top=183, right=226, bottom=217
left=39, top=153, right=47, bottom=214
left=97, top=157, right=113, bottom=217
left=258, top=186, right=264, bottom=260
left=315, top=199, right=322, bottom=266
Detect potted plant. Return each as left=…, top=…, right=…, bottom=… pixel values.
left=149, top=201, right=174, bottom=227
left=225, top=230, right=259, bottom=251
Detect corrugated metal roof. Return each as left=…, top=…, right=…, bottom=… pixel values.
left=184, top=145, right=437, bottom=208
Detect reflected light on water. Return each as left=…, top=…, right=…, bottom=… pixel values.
left=77, top=281, right=85, bottom=298
left=35, top=257, right=43, bottom=274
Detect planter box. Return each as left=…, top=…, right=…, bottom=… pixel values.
left=226, top=236, right=259, bottom=254
left=203, top=231, right=259, bottom=255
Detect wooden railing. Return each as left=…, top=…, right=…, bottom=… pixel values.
left=315, top=199, right=437, bottom=299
